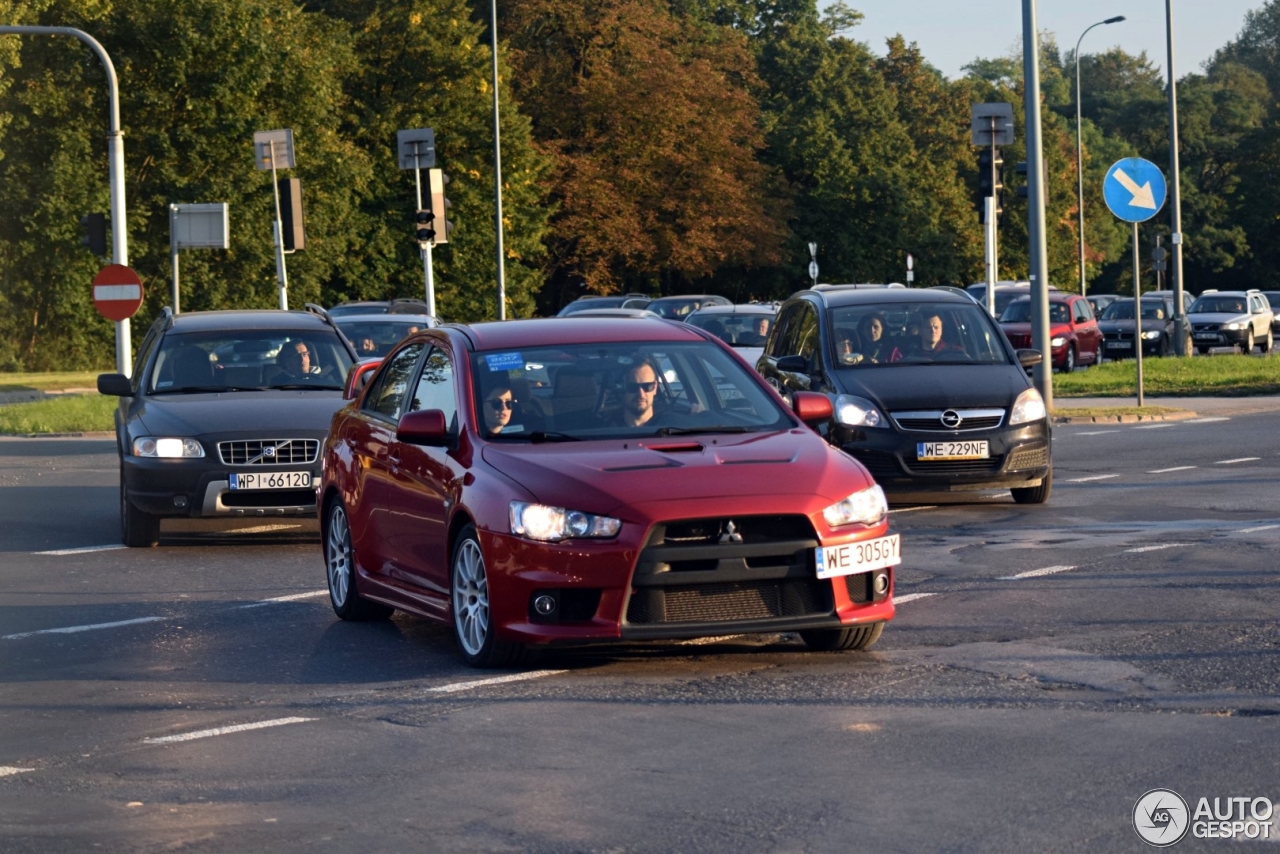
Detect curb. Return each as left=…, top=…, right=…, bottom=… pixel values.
left=1051, top=409, right=1198, bottom=425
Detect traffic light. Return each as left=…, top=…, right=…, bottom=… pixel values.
left=976, top=148, right=1004, bottom=223
left=428, top=168, right=452, bottom=245
left=1015, top=161, right=1047, bottom=199
left=277, top=178, right=305, bottom=251
left=414, top=207, right=436, bottom=245
left=80, top=213, right=107, bottom=256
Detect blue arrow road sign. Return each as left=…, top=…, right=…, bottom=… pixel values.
left=1103, top=157, right=1167, bottom=223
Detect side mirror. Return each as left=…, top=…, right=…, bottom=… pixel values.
left=344, top=359, right=382, bottom=400
left=97, top=373, right=133, bottom=397
left=396, top=409, right=450, bottom=446
left=791, top=391, right=833, bottom=425
left=1017, top=349, right=1043, bottom=369
left=776, top=354, right=808, bottom=373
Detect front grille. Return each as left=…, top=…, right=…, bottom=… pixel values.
left=1105, top=331, right=1135, bottom=342
left=626, top=579, right=833, bottom=624
left=647, top=515, right=814, bottom=548
left=221, top=489, right=316, bottom=508
left=905, top=456, right=1005, bottom=475
left=1005, top=443, right=1050, bottom=470
left=892, top=409, right=1004, bottom=432
left=1007, top=333, right=1032, bottom=349
left=218, top=438, right=319, bottom=466
left=1192, top=323, right=1219, bottom=332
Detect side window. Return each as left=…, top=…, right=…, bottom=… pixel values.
left=794, top=302, right=820, bottom=364
left=134, top=325, right=164, bottom=391
left=364, top=343, right=424, bottom=421
left=1074, top=300, right=1092, bottom=323
left=407, top=347, right=457, bottom=427
left=768, top=305, right=800, bottom=358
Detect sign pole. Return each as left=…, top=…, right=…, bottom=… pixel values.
left=269, top=148, right=288, bottom=310
left=984, top=198, right=997, bottom=315
left=1132, top=222, right=1144, bottom=406
left=169, top=204, right=180, bottom=314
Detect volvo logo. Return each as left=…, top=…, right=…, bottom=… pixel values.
left=719, top=521, right=744, bottom=544
left=940, top=410, right=963, bottom=429
left=264, top=445, right=277, bottom=456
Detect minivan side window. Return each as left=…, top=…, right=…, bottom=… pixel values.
left=768, top=305, right=802, bottom=358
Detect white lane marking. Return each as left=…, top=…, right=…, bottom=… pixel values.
left=1134, top=424, right=1174, bottom=430
left=889, top=506, right=937, bottom=514
left=678, top=635, right=743, bottom=646
left=2, top=616, right=165, bottom=641
left=894, top=593, right=937, bottom=604
left=217, top=524, right=304, bottom=535
left=1125, top=543, right=1191, bottom=553
left=425, top=670, right=567, bottom=694
left=1216, top=457, right=1261, bottom=465
left=35, top=544, right=128, bottom=556
left=1065, top=474, right=1119, bottom=483
left=1186, top=417, right=1230, bottom=424
left=1149, top=466, right=1196, bottom=474
left=143, top=717, right=315, bottom=745
left=1076, top=430, right=1119, bottom=436
left=1237, top=524, right=1280, bottom=534
left=237, top=590, right=329, bottom=609
left=0, top=767, right=35, bottom=777
left=998, top=565, right=1076, bottom=580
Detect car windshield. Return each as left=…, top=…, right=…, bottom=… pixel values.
left=993, top=290, right=1031, bottom=316
left=999, top=301, right=1070, bottom=323
left=1190, top=296, right=1247, bottom=314
left=470, top=341, right=792, bottom=440
left=685, top=312, right=774, bottom=348
left=828, top=302, right=1012, bottom=367
left=648, top=298, right=720, bottom=319
left=559, top=298, right=631, bottom=316
left=1101, top=300, right=1166, bottom=321
left=336, top=319, right=429, bottom=357
left=150, top=330, right=353, bottom=393
left=327, top=303, right=387, bottom=317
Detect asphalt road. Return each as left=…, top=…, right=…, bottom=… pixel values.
left=2, top=411, right=1279, bottom=853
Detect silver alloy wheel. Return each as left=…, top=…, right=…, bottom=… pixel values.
left=326, top=504, right=351, bottom=607
left=453, top=537, right=489, bottom=656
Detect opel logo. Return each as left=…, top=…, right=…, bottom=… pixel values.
left=940, top=410, right=963, bottom=429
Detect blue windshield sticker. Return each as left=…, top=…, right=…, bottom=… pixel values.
left=485, top=352, right=524, bottom=372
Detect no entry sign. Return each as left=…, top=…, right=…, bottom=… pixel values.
left=92, top=264, right=144, bottom=321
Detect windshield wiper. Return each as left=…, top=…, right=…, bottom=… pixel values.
left=528, top=431, right=583, bottom=443
left=655, top=426, right=750, bottom=436
left=266, top=383, right=343, bottom=391
left=152, top=385, right=266, bottom=394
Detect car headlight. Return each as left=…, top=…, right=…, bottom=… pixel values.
left=132, top=437, right=205, bottom=458
left=509, top=501, right=621, bottom=542
left=823, top=484, right=888, bottom=528
left=1050, top=336, right=1066, bottom=347
left=1224, top=321, right=1244, bottom=330
left=1143, top=330, right=1161, bottom=340
left=1009, top=387, right=1046, bottom=426
left=834, top=394, right=884, bottom=428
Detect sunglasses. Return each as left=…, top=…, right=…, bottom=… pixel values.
left=624, top=381, right=657, bottom=394
left=486, top=399, right=517, bottom=411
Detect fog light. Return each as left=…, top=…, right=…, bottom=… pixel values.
left=873, top=571, right=890, bottom=596
left=173, top=495, right=188, bottom=508
left=533, top=595, right=557, bottom=616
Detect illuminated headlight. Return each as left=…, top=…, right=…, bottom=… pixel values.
left=1224, top=321, right=1245, bottom=330
left=1009, top=387, right=1046, bottom=426
left=823, top=484, right=888, bottom=528
left=132, top=437, right=205, bottom=458
left=834, top=394, right=884, bottom=428
left=1050, top=336, right=1066, bottom=347
left=509, top=501, right=621, bottom=542
left=1143, top=330, right=1161, bottom=340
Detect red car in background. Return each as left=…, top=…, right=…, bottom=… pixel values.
left=320, top=318, right=901, bottom=667
left=998, top=294, right=1102, bottom=372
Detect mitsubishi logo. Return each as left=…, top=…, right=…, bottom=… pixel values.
left=940, top=410, right=963, bottom=429
left=719, top=521, right=744, bottom=544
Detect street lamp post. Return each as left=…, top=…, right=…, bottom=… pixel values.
left=489, top=0, right=507, bottom=320
left=1074, top=15, right=1125, bottom=299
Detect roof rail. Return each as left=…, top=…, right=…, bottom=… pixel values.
left=159, top=306, right=176, bottom=331
left=304, top=302, right=340, bottom=331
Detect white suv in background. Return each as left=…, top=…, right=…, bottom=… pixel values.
left=1187, top=289, right=1274, bottom=354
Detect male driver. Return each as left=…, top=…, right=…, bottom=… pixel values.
left=278, top=341, right=321, bottom=378
left=614, top=359, right=661, bottom=427
left=917, top=312, right=960, bottom=356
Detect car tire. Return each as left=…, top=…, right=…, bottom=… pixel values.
left=452, top=524, right=528, bottom=668
left=1264, top=330, right=1274, bottom=354
left=324, top=499, right=393, bottom=621
left=1011, top=466, right=1053, bottom=505
left=800, top=621, right=884, bottom=652
left=120, top=469, right=160, bottom=548
left=1197, top=346, right=1211, bottom=355
left=1157, top=336, right=1170, bottom=358
left=1060, top=345, right=1076, bottom=373
left=1242, top=330, right=1254, bottom=354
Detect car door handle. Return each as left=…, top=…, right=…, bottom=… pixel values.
left=388, top=450, right=402, bottom=468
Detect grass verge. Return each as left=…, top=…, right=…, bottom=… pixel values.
left=1056, top=353, right=1280, bottom=397
left=0, top=395, right=116, bottom=435
left=0, top=371, right=104, bottom=393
